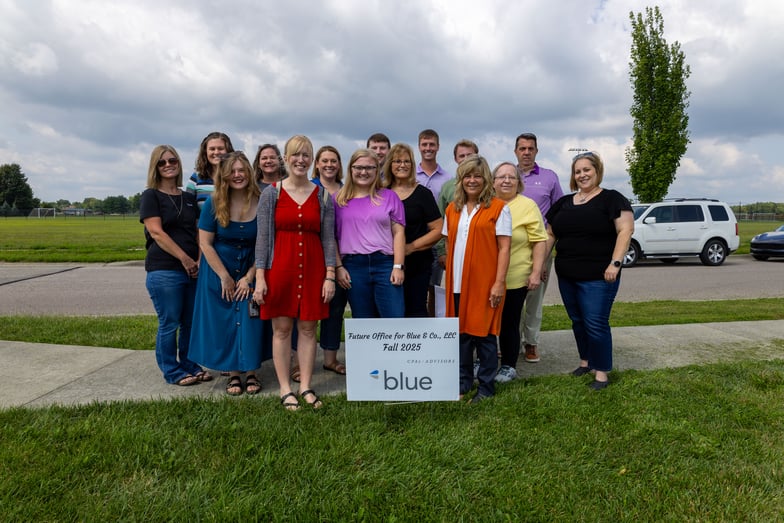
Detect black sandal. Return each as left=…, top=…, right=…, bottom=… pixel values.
left=299, top=389, right=323, bottom=409
left=280, top=392, right=300, bottom=411
left=244, top=374, right=261, bottom=395
left=226, top=376, right=243, bottom=396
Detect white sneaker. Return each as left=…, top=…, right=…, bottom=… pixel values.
left=494, top=365, right=518, bottom=383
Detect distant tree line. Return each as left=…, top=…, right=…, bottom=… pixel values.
left=1, top=162, right=141, bottom=216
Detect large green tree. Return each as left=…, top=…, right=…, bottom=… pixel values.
left=0, top=163, right=36, bottom=215
left=625, top=6, right=691, bottom=203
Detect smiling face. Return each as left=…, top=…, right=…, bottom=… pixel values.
left=572, top=158, right=599, bottom=192
left=493, top=163, right=520, bottom=201
left=461, top=169, right=485, bottom=202
left=257, top=146, right=281, bottom=180
left=350, top=155, right=378, bottom=190
left=390, top=151, right=414, bottom=183
left=206, top=138, right=228, bottom=167
left=454, top=145, right=477, bottom=165
left=368, top=140, right=389, bottom=165
left=157, top=151, right=180, bottom=182
left=316, top=150, right=340, bottom=182
left=418, top=135, right=439, bottom=163
left=227, top=159, right=249, bottom=190
left=285, top=147, right=313, bottom=178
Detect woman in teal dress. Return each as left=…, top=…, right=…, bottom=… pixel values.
left=189, top=152, right=271, bottom=395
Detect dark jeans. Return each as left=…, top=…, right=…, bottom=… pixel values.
left=343, top=252, right=404, bottom=318
left=499, top=286, right=529, bottom=368
left=404, top=265, right=432, bottom=318
left=319, top=283, right=348, bottom=350
left=454, top=293, right=497, bottom=397
left=557, top=276, right=620, bottom=372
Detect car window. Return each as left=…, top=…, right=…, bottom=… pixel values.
left=633, top=205, right=649, bottom=220
left=648, top=205, right=674, bottom=223
left=708, top=205, right=730, bottom=221
left=674, top=205, right=703, bottom=222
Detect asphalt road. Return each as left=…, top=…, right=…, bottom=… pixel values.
left=0, top=255, right=782, bottom=316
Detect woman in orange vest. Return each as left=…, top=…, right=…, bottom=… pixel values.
left=442, top=155, right=511, bottom=402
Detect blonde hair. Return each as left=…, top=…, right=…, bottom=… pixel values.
left=146, top=145, right=183, bottom=189
left=283, top=135, right=314, bottom=177
left=453, top=155, right=494, bottom=211
left=383, top=143, right=416, bottom=189
left=335, top=149, right=382, bottom=207
left=212, top=152, right=260, bottom=228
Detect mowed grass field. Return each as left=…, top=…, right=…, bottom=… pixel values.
left=0, top=215, right=145, bottom=262
left=0, top=215, right=778, bottom=262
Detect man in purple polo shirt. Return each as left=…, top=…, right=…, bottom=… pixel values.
left=515, top=132, right=564, bottom=363
left=416, top=129, right=452, bottom=316
left=416, top=129, right=451, bottom=201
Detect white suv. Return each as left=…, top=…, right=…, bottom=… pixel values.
left=624, top=198, right=739, bottom=267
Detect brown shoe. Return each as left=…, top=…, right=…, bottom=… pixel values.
left=524, top=344, right=540, bottom=363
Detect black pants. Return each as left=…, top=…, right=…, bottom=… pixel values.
left=498, top=286, right=528, bottom=368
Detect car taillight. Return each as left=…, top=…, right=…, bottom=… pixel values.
left=735, top=223, right=739, bottom=235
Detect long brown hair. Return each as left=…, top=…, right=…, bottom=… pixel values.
left=312, top=145, right=343, bottom=185
left=194, top=131, right=234, bottom=181
left=212, top=152, right=260, bottom=228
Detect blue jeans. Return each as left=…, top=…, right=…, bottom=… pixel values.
left=146, top=270, right=202, bottom=383
left=557, top=276, right=620, bottom=372
left=343, top=252, right=404, bottom=318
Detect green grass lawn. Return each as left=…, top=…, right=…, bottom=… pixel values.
left=2, top=217, right=784, bottom=520
left=1, top=359, right=782, bottom=520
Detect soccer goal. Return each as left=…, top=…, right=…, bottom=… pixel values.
left=28, top=207, right=56, bottom=217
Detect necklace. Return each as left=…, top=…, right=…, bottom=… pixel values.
left=577, top=187, right=600, bottom=203
left=167, top=191, right=182, bottom=217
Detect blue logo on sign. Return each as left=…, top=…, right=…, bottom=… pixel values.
left=369, top=369, right=379, bottom=379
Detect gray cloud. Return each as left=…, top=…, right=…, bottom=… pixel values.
left=0, top=0, right=781, bottom=205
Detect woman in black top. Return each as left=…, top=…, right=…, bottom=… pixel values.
left=140, top=145, right=211, bottom=386
left=545, top=152, right=633, bottom=390
left=384, top=143, right=443, bottom=317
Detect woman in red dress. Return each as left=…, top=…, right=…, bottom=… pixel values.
left=254, top=135, right=337, bottom=410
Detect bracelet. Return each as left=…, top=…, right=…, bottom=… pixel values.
left=336, top=265, right=343, bottom=269
left=325, top=277, right=336, bottom=283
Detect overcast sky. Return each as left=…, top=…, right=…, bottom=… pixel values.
left=1, top=0, right=782, bottom=206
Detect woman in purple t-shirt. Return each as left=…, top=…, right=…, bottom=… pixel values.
left=334, top=149, right=406, bottom=318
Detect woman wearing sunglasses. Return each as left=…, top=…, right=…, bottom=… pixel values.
left=140, top=145, right=210, bottom=386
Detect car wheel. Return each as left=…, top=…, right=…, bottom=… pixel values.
left=623, top=242, right=640, bottom=267
left=699, top=239, right=727, bottom=266
left=660, top=258, right=678, bottom=264
left=752, top=254, right=769, bottom=261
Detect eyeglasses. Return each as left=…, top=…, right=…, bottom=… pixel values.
left=351, top=165, right=377, bottom=173
left=157, top=158, right=179, bottom=168
left=391, top=159, right=412, bottom=166
left=572, top=151, right=596, bottom=161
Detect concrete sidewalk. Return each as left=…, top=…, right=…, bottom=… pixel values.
left=3, top=320, right=783, bottom=409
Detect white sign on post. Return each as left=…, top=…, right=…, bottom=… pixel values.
left=345, top=317, right=459, bottom=402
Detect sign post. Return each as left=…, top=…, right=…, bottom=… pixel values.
left=345, top=317, right=459, bottom=402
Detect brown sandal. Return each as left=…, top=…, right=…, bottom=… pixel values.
left=175, top=374, right=199, bottom=386
left=244, top=374, right=261, bottom=395
left=290, top=365, right=301, bottom=383
left=226, top=376, right=243, bottom=396
left=322, top=361, right=346, bottom=375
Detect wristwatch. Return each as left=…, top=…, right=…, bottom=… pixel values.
left=393, top=264, right=405, bottom=270
left=612, top=260, right=622, bottom=268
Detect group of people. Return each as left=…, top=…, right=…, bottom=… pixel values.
left=140, top=129, right=633, bottom=407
